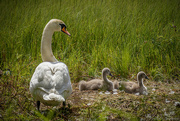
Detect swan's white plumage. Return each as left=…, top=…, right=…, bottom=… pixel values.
left=29, top=19, right=72, bottom=107
left=30, top=62, right=72, bottom=106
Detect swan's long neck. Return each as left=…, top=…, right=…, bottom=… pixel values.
left=137, top=76, right=144, bottom=87
left=41, top=24, right=58, bottom=62
left=103, top=73, right=111, bottom=84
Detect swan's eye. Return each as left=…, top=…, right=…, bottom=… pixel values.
left=59, top=24, right=67, bottom=29
left=59, top=23, right=70, bottom=36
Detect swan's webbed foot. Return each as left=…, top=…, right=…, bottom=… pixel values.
left=63, top=101, right=66, bottom=109
left=63, top=101, right=66, bottom=107
left=62, top=101, right=71, bottom=109
left=37, top=101, right=40, bottom=111
left=68, top=103, right=71, bottom=109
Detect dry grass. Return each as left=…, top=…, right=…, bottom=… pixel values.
left=0, top=0, right=179, bottom=120
left=67, top=80, right=180, bottom=120
left=1, top=74, right=179, bottom=120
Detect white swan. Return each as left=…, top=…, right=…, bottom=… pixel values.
left=79, top=68, right=113, bottom=91
left=120, top=71, right=149, bottom=95
left=29, top=19, right=72, bottom=110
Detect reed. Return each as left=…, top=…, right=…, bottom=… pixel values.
left=0, top=0, right=179, bottom=80
left=0, top=0, right=180, bottom=120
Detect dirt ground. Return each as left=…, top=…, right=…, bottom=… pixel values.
left=51, top=80, right=180, bottom=120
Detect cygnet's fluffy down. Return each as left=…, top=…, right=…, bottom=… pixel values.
left=79, top=68, right=113, bottom=91
left=120, top=71, right=149, bottom=95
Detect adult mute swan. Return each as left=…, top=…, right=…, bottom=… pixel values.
left=79, top=68, right=113, bottom=91
left=29, top=19, right=72, bottom=110
left=120, top=71, right=149, bottom=95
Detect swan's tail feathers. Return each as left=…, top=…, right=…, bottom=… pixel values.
left=109, top=82, right=114, bottom=91
left=113, top=80, right=120, bottom=89
left=119, top=81, right=125, bottom=87
left=118, top=81, right=125, bottom=90
left=43, top=93, right=65, bottom=102
left=79, top=80, right=86, bottom=91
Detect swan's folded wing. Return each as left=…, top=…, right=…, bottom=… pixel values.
left=119, top=81, right=138, bottom=93
left=30, top=62, right=72, bottom=99
left=30, top=63, right=52, bottom=93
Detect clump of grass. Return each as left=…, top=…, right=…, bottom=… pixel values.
left=1, top=74, right=180, bottom=120
left=1, top=0, right=179, bottom=81
left=0, top=0, right=180, bottom=120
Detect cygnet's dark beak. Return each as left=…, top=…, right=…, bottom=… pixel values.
left=109, top=73, right=113, bottom=77
left=145, top=76, right=149, bottom=79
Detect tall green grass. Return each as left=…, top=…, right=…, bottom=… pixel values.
left=0, top=0, right=180, bottom=120
left=0, top=0, right=179, bottom=81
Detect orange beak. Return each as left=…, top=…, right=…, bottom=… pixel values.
left=61, top=27, right=71, bottom=36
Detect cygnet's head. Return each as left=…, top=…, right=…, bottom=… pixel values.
left=102, top=68, right=112, bottom=76
left=137, top=71, right=149, bottom=80
left=47, top=19, right=71, bottom=36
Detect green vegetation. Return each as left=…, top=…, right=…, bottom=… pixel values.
left=0, top=0, right=179, bottom=120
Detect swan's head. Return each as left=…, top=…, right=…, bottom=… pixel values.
left=137, top=71, right=149, bottom=80
left=47, top=19, right=71, bottom=36
left=102, top=68, right=112, bottom=77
